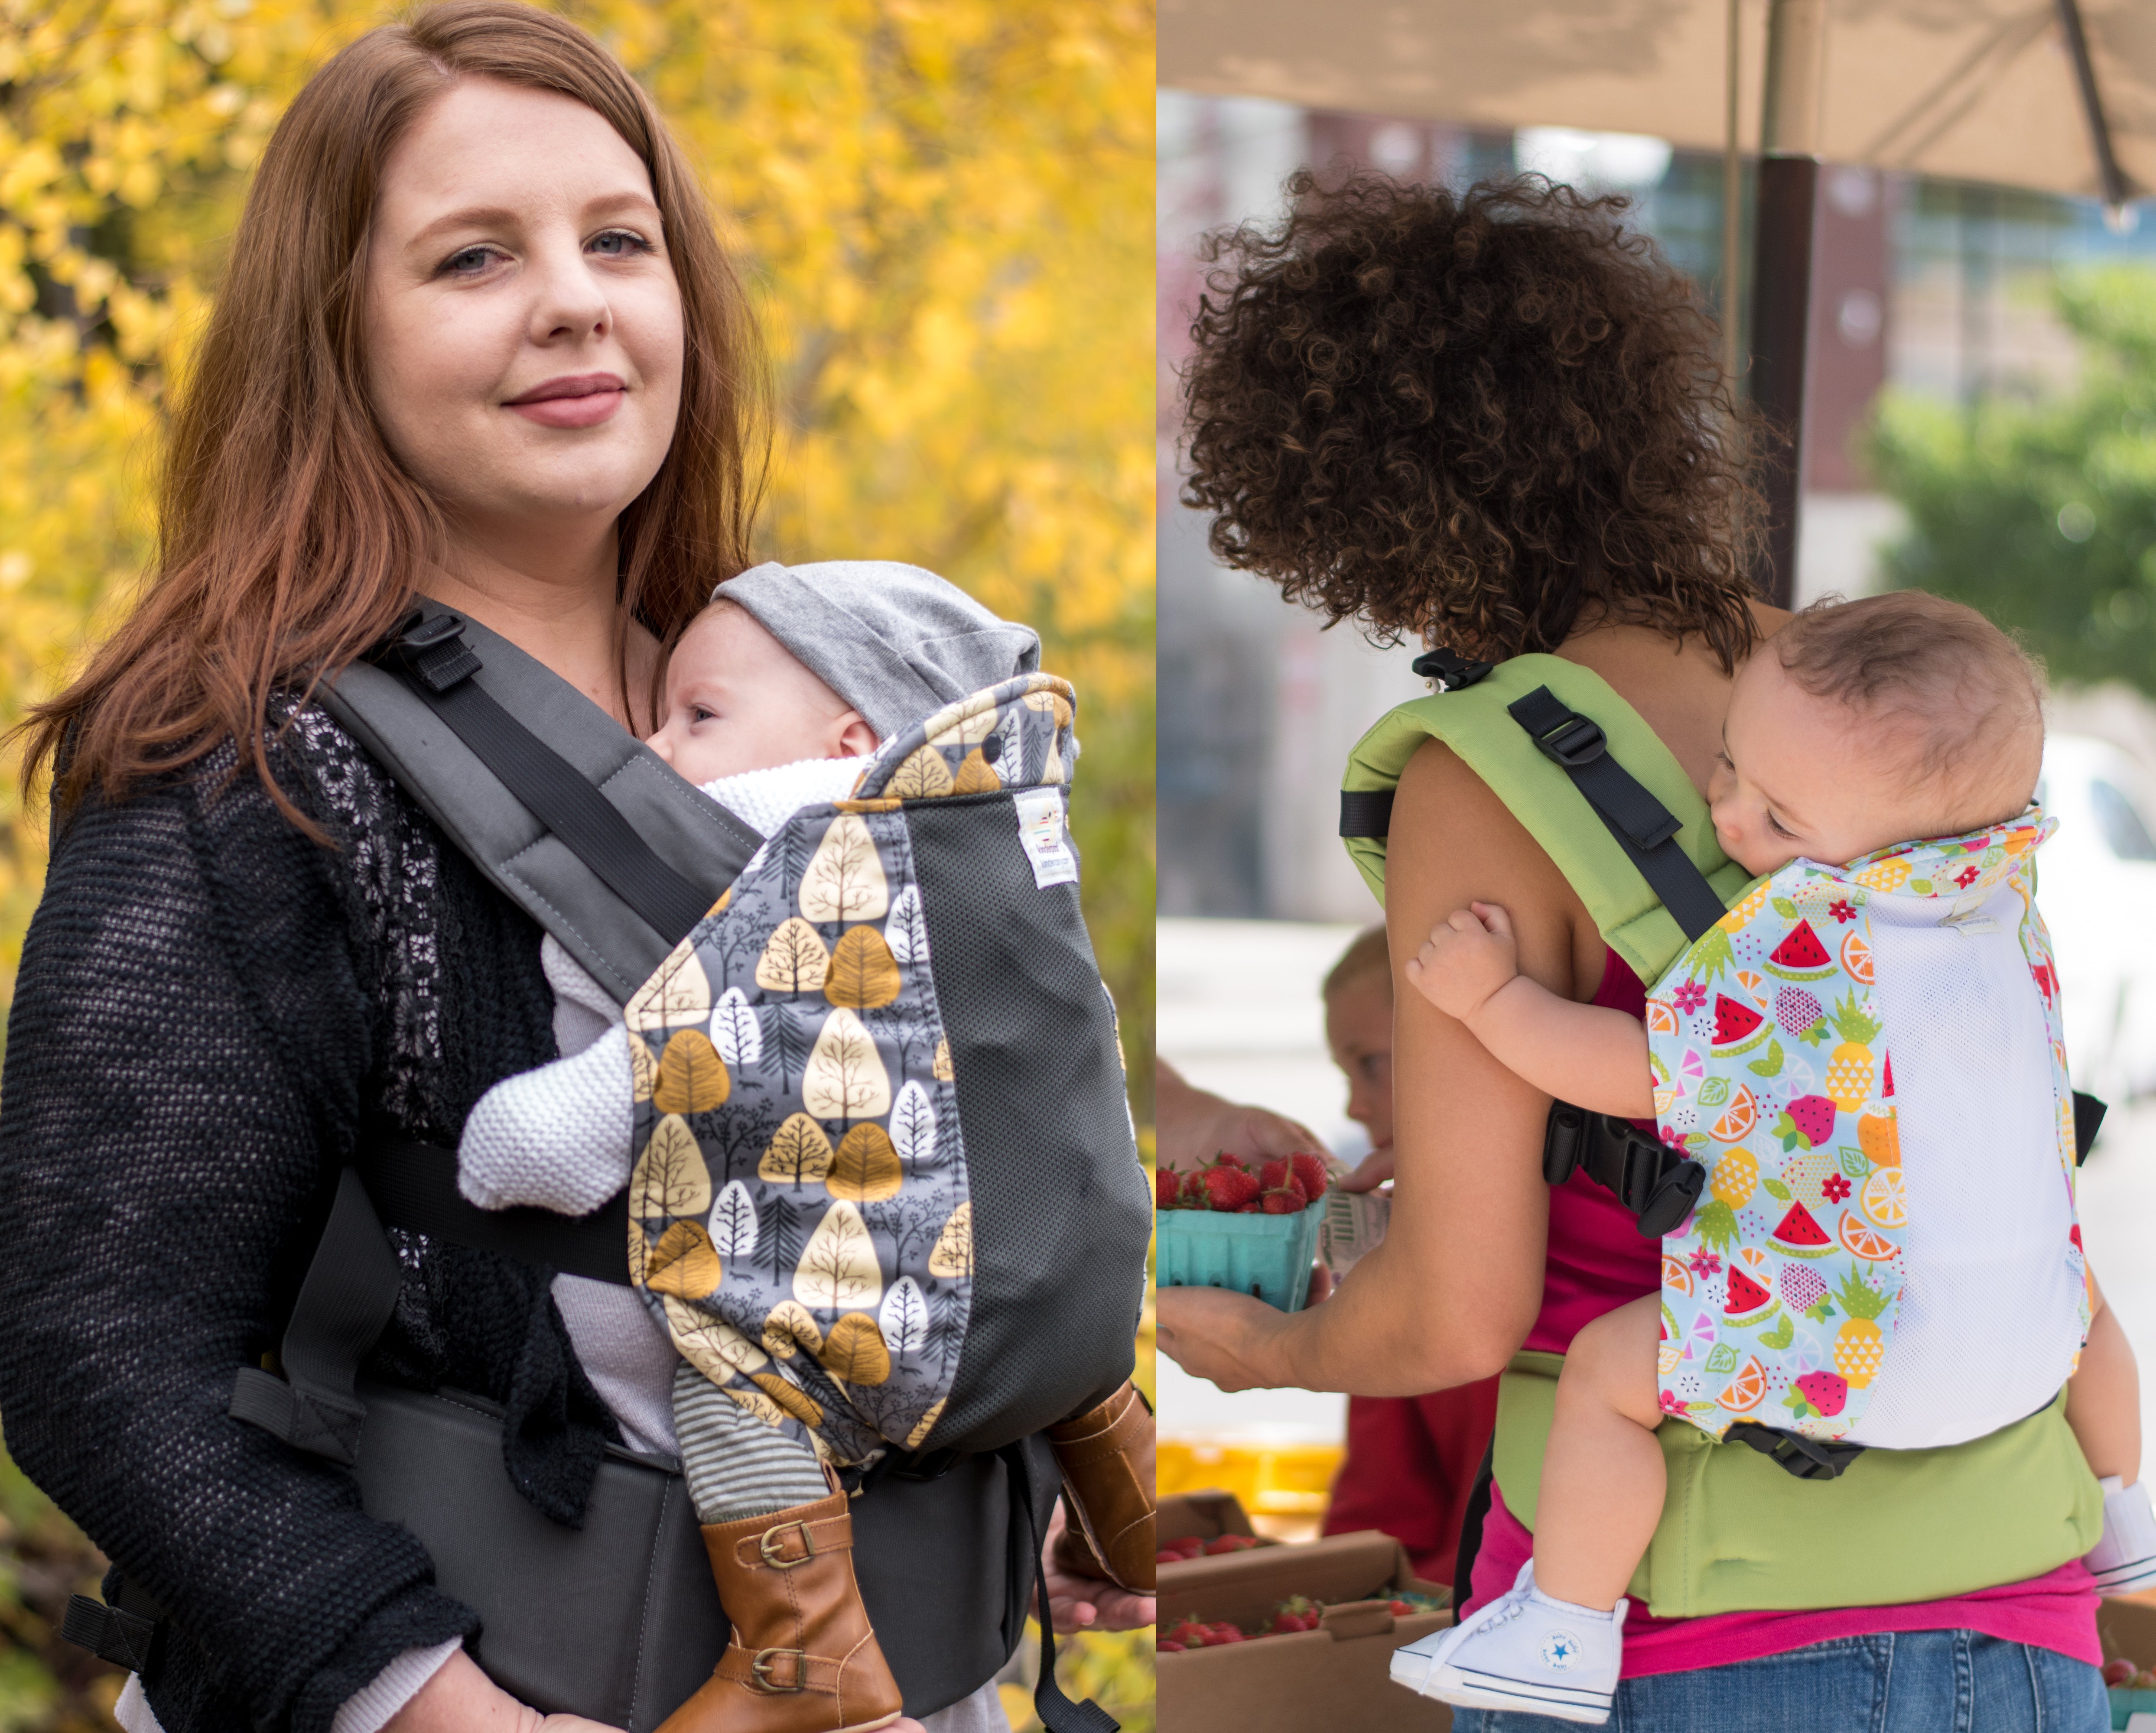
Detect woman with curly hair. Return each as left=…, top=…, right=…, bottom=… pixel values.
left=1156, top=173, right=2110, bottom=1730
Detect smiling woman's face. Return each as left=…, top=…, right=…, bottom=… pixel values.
left=364, top=76, right=684, bottom=551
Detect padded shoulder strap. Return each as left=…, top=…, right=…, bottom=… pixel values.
left=318, top=601, right=760, bottom=1005
left=1340, top=653, right=1753, bottom=987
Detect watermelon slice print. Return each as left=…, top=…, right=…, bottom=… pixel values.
left=1724, top=1266, right=1775, bottom=1322
left=1765, top=919, right=1836, bottom=982
left=1767, top=1202, right=1835, bottom=1259
left=1710, top=994, right=1771, bottom=1056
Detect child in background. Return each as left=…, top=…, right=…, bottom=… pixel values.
left=1317, top=926, right=1501, bottom=1590
left=1392, top=593, right=2155, bottom=1725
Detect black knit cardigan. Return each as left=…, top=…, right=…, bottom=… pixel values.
left=0, top=707, right=632, bottom=1733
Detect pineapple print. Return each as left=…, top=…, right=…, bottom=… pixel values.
left=1710, top=1146, right=1758, bottom=1209
left=1824, top=992, right=1882, bottom=1111
left=1832, top=1270, right=1892, bottom=1387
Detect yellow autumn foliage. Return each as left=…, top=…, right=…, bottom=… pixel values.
left=0, top=0, right=1155, bottom=1120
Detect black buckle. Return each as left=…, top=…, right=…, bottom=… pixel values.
left=62, top=1594, right=160, bottom=1673
left=1410, top=647, right=1495, bottom=692
left=1545, top=1103, right=1705, bottom=1239
left=1531, top=714, right=1607, bottom=769
left=376, top=608, right=482, bottom=694
left=1726, top=1420, right=1867, bottom=1480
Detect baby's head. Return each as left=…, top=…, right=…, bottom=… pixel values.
left=646, top=558, right=1044, bottom=787
left=1710, top=591, right=2044, bottom=877
left=649, top=598, right=878, bottom=785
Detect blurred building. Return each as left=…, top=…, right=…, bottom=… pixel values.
left=1160, top=91, right=2156, bottom=923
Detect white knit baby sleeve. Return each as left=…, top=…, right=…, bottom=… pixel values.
left=457, top=1025, right=635, bottom=1215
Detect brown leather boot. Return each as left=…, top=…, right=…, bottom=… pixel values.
left=655, top=1483, right=903, bottom=1733
left=1046, top=1381, right=1156, bottom=1593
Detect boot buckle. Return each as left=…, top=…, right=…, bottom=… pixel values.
left=758, top=1520, right=817, bottom=1568
left=749, top=1647, right=808, bottom=1693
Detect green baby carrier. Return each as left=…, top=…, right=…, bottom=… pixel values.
left=1338, top=647, right=2104, bottom=1617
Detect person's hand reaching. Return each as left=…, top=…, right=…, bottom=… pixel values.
left=1156, top=1061, right=1327, bottom=1173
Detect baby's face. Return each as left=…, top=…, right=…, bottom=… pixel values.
left=647, top=603, right=877, bottom=784
left=1707, top=652, right=1934, bottom=877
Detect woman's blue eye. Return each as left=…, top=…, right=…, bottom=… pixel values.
left=441, top=246, right=495, bottom=276
left=591, top=230, right=654, bottom=257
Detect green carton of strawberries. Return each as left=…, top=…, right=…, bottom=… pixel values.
left=1156, top=1151, right=1330, bottom=1311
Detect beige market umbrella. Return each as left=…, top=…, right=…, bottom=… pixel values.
left=1160, top=0, right=2152, bottom=600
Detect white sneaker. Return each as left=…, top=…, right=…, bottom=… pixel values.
left=1390, top=1561, right=1625, bottom=1725
left=2086, top=1476, right=2156, bottom=1595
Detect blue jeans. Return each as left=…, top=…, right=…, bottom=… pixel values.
left=1447, top=1631, right=2107, bottom=1732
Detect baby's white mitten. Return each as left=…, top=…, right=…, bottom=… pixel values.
left=457, top=1024, right=635, bottom=1215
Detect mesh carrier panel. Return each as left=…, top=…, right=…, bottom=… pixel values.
left=903, top=794, right=1149, bottom=1454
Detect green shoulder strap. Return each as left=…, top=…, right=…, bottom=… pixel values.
left=1341, top=653, right=2101, bottom=1617
left=1340, top=653, right=1752, bottom=985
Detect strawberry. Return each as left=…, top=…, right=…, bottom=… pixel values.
left=1236, top=1201, right=1261, bottom=1213
left=1197, top=1160, right=1261, bottom=1211
left=2104, top=1658, right=2136, bottom=1687
left=1204, top=1623, right=1245, bottom=1644
left=1258, top=1157, right=1307, bottom=1200
left=1162, top=1618, right=1210, bottom=1648
left=1158, top=1640, right=1185, bottom=1653
left=1388, top=1600, right=1413, bottom=1617
left=1203, top=1534, right=1258, bottom=1555
left=1288, top=1152, right=1329, bottom=1200
left=1266, top=1595, right=1324, bottom=1634
left=1155, top=1169, right=1182, bottom=1211
left=1260, top=1188, right=1305, bottom=1214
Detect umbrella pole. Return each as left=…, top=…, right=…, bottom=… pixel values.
left=1748, top=0, right=1827, bottom=610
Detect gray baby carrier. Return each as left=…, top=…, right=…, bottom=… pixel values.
left=62, top=603, right=1143, bottom=1733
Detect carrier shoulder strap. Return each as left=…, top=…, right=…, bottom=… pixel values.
left=318, top=602, right=760, bottom=1007
left=1337, top=652, right=1752, bottom=988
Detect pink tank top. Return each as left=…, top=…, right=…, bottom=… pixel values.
left=1461, top=951, right=2101, bottom=1676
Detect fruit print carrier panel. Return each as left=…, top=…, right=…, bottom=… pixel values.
left=1652, top=814, right=2089, bottom=1453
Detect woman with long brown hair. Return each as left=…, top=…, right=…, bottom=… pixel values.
left=1158, top=172, right=2111, bottom=1729
left=0, top=10, right=1139, bottom=1733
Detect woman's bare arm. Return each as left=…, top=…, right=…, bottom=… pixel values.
left=1157, top=736, right=1604, bottom=1396
left=1405, top=902, right=1654, bottom=1118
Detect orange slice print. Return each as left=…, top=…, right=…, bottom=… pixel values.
left=1840, top=929, right=1874, bottom=985
left=1718, top=1355, right=1768, bottom=1412
left=1662, top=1252, right=1695, bottom=1297
left=1646, top=997, right=1681, bottom=1035
left=1839, top=1215, right=1898, bottom=1262
left=1710, top=1086, right=1758, bottom=1143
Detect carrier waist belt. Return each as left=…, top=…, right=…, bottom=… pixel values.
left=358, top=1135, right=631, bottom=1287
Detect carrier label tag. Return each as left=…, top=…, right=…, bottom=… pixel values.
left=1013, top=787, right=1078, bottom=889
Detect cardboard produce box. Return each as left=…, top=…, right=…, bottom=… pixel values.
left=1158, top=1516, right=1454, bottom=1733
left=1158, top=1488, right=1277, bottom=1576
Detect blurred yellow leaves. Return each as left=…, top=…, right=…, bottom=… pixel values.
left=0, top=0, right=1155, bottom=1102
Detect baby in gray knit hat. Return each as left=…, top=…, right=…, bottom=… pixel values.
left=454, top=560, right=1037, bottom=1733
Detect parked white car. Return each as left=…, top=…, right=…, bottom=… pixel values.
left=2036, top=733, right=2156, bottom=1105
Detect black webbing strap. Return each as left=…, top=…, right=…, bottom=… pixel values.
left=1451, top=1435, right=1496, bottom=1608
left=2075, top=1090, right=2107, bottom=1164
left=996, top=1443, right=1118, bottom=1733
left=378, top=612, right=712, bottom=945
left=1507, top=686, right=1727, bottom=943
left=1338, top=789, right=1395, bottom=838
left=357, top=1134, right=631, bottom=1287
left=227, top=1169, right=405, bottom=1466
left=1725, top=1421, right=1867, bottom=1481
left=62, top=1574, right=165, bottom=1673
left=1542, top=1105, right=1706, bottom=1240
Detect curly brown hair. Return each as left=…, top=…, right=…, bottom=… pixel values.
left=1179, top=172, right=1766, bottom=670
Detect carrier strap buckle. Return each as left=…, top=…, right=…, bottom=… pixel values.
left=1410, top=647, right=1496, bottom=692
left=1543, top=1103, right=1706, bottom=1239
left=378, top=609, right=482, bottom=694
left=1529, top=714, right=1608, bottom=769
left=1726, top=1420, right=1867, bottom=1480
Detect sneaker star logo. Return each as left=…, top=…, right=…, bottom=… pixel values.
left=1540, top=1631, right=1581, bottom=1671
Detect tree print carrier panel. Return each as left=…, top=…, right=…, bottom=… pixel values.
left=621, top=675, right=1150, bottom=1470
left=1654, top=814, right=2089, bottom=1453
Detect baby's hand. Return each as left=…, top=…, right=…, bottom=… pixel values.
left=1405, top=902, right=1520, bottom=1022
